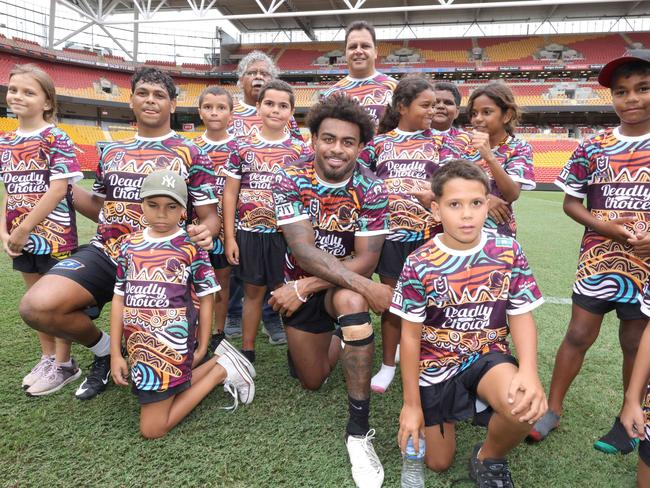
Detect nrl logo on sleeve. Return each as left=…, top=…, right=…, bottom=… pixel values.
left=1, top=150, right=11, bottom=164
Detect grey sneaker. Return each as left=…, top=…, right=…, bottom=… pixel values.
left=26, top=358, right=82, bottom=396
left=22, top=355, right=54, bottom=389
left=224, top=315, right=242, bottom=339
left=262, top=318, right=287, bottom=345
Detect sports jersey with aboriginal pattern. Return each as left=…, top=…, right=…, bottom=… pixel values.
left=321, top=72, right=397, bottom=126
left=639, top=279, right=650, bottom=442
left=230, top=101, right=303, bottom=141
left=390, top=231, right=543, bottom=386
left=433, top=126, right=472, bottom=162
left=358, top=128, right=442, bottom=242
left=556, top=127, right=650, bottom=304
left=114, top=228, right=220, bottom=392
left=193, top=134, right=238, bottom=255
left=463, top=136, right=535, bottom=237
left=91, top=131, right=218, bottom=262
left=274, top=156, right=389, bottom=282
left=0, top=125, right=82, bottom=254
left=224, top=133, right=311, bottom=233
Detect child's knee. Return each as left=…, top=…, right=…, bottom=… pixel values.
left=564, top=322, right=599, bottom=350
left=140, top=424, right=169, bottom=440
left=425, top=452, right=454, bottom=472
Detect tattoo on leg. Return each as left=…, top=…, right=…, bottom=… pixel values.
left=342, top=342, right=374, bottom=400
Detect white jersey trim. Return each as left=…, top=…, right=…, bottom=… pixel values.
left=277, top=214, right=310, bottom=226
left=554, top=180, right=586, bottom=199
left=507, top=297, right=545, bottom=315
left=389, top=306, right=425, bottom=323
left=51, top=171, right=84, bottom=184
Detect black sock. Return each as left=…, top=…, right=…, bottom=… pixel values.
left=240, top=349, right=256, bottom=364
left=347, top=396, right=370, bottom=436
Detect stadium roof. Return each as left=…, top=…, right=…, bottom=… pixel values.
left=67, top=0, right=650, bottom=39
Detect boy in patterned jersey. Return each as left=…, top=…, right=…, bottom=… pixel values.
left=621, top=279, right=650, bottom=488
left=223, top=80, right=311, bottom=364
left=193, top=86, right=239, bottom=349
left=321, top=21, right=397, bottom=126
left=530, top=53, right=650, bottom=454
left=19, top=67, right=219, bottom=401
left=431, top=82, right=472, bottom=156
left=394, top=160, right=546, bottom=488
left=231, top=50, right=303, bottom=141
left=110, top=170, right=254, bottom=439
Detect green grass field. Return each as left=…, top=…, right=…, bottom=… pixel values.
left=0, top=186, right=639, bottom=487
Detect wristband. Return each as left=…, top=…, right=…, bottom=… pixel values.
left=293, top=280, right=310, bottom=303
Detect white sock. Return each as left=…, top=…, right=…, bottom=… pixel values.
left=371, top=363, right=396, bottom=393
left=55, top=359, right=73, bottom=368
left=89, top=332, right=111, bottom=357
left=395, top=344, right=400, bottom=363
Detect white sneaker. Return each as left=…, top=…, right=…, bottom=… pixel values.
left=346, top=429, right=384, bottom=488
left=215, top=338, right=256, bottom=379
left=217, top=352, right=255, bottom=410
left=22, top=355, right=54, bottom=389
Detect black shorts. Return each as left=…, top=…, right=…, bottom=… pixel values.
left=12, top=250, right=73, bottom=274
left=420, top=352, right=518, bottom=427
left=572, top=292, right=645, bottom=321
left=47, top=245, right=117, bottom=311
left=641, top=440, right=650, bottom=467
left=132, top=381, right=191, bottom=405
left=283, top=290, right=336, bottom=334
left=376, top=239, right=426, bottom=280
left=237, top=230, right=286, bottom=288
left=209, top=253, right=229, bottom=270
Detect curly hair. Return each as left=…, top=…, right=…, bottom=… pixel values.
left=236, top=50, right=279, bottom=83
left=307, top=94, right=375, bottom=144
left=131, top=67, right=177, bottom=100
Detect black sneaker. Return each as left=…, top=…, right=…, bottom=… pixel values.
left=593, top=416, right=639, bottom=454
left=469, top=443, right=514, bottom=488
left=75, top=354, right=111, bottom=400
left=208, top=332, right=225, bottom=355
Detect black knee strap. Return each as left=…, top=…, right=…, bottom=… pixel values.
left=338, top=312, right=373, bottom=346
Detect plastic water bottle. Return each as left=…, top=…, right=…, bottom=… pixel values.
left=401, top=436, right=425, bottom=488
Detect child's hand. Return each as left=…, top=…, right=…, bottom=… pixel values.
left=7, top=227, right=29, bottom=256
left=620, top=399, right=646, bottom=440
left=488, top=196, right=511, bottom=224
left=397, top=404, right=425, bottom=454
left=225, top=237, right=239, bottom=266
left=409, top=188, right=435, bottom=210
left=111, top=355, right=129, bottom=387
left=471, top=130, right=493, bottom=161
left=0, top=229, right=21, bottom=257
left=628, top=231, right=650, bottom=258
left=596, top=217, right=635, bottom=245
left=187, top=224, right=214, bottom=251
left=192, top=347, right=207, bottom=368
left=507, top=369, right=547, bottom=424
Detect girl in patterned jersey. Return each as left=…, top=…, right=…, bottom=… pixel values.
left=358, top=75, right=442, bottom=394
left=464, top=82, right=536, bottom=238
left=0, top=64, right=83, bottom=395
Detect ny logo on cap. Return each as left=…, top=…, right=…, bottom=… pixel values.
left=162, top=175, right=176, bottom=188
